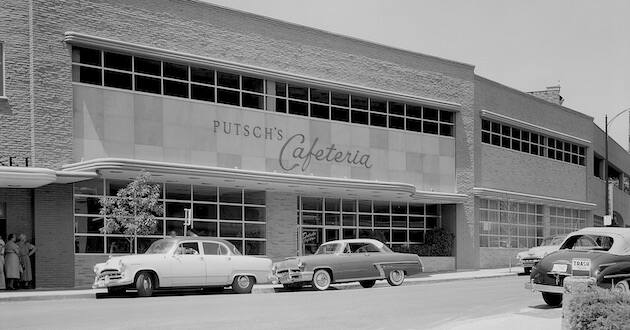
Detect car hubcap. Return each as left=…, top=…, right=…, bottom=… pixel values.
left=392, top=271, right=403, bottom=283
left=143, top=278, right=151, bottom=290
left=238, top=276, right=250, bottom=288
left=315, top=272, right=329, bottom=288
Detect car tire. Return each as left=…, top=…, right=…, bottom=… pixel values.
left=311, top=269, right=332, bottom=291
left=614, top=280, right=630, bottom=294
left=282, top=283, right=304, bottom=291
left=232, top=275, right=254, bottom=294
left=542, top=292, right=562, bottom=307
left=387, top=270, right=405, bottom=286
left=107, top=287, right=126, bottom=296
left=359, top=280, right=376, bottom=288
left=524, top=267, right=532, bottom=275
left=135, top=272, right=154, bottom=297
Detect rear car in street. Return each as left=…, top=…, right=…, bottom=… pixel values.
left=516, top=235, right=565, bottom=274
left=525, top=227, right=630, bottom=306
left=93, top=237, right=273, bottom=296
left=273, top=238, right=423, bottom=291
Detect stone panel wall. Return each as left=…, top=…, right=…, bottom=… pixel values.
left=265, top=191, right=297, bottom=261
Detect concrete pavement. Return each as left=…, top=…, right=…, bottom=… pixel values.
left=0, top=267, right=520, bottom=302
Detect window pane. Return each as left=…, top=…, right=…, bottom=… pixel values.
left=311, top=104, right=330, bottom=119
left=407, top=105, right=422, bottom=118
left=373, top=201, right=389, bottom=213
left=166, top=184, right=190, bottom=200
left=351, top=95, right=368, bottom=110
left=74, top=196, right=101, bottom=215
left=134, top=57, right=161, bottom=76
left=371, top=113, right=387, bottom=127
left=193, top=185, right=217, bottom=202
left=325, top=198, right=340, bottom=211
left=358, top=200, right=372, bottom=212
left=166, top=202, right=189, bottom=218
left=245, top=223, right=265, bottom=238
left=440, top=110, right=454, bottom=123
left=389, top=102, right=404, bottom=115
left=220, top=222, right=242, bottom=237
left=302, top=212, right=322, bottom=226
left=245, top=207, right=265, bottom=222
left=135, top=75, right=161, bottom=94
left=359, top=215, right=372, bottom=227
left=217, top=72, right=239, bottom=89
left=104, top=70, right=132, bottom=90
left=245, top=241, right=265, bottom=255
left=242, top=76, right=263, bottom=93
left=288, top=85, right=308, bottom=100
left=302, top=197, right=323, bottom=211
left=191, top=67, right=214, bottom=84
left=351, top=110, right=368, bottom=124
left=325, top=214, right=340, bottom=226
left=164, top=79, right=189, bottom=98
left=406, top=118, right=422, bottom=132
left=73, top=65, right=101, bottom=85
left=193, top=204, right=217, bottom=219
left=191, top=84, right=214, bottom=102
left=242, top=93, right=264, bottom=109
left=374, top=215, right=390, bottom=227
left=424, top=121, right=439, bottom=134
left=166, top=220, right=184, bottom=236
left=275, top=82, right=286, bottom=97
left=74, top=179, right=104, bottom=195
left=440, top=124, right=453, bottom=137
left=104, top=52, right=131, bottom=71
left=194, top=221, right=217, bottom=237
left=370, top=99, right=387, bottom=113
left=107, top=237, right=131, bottom=254
left=331, top=92, right=349, bottom=107
left=289, top=100, right=308, bottom=116
left=342, top=200, right=356, bottom=212
left=163, top=62, right=188, bottom=80
left=424, top=108, right=439, bottom=121
left=310, top=88, right=329, bottom=104
left=217, top=89, right=240, bottom=106
left=220, top=187, right=242, bottom=203
left=342, top=214, right=356, bottom=226
left=220, top=205, right=242, bottom=220
left=74, top=216, right=104, bottom=234
left=331, top=107, right=349, bottom=122
left=75, top=236, right=104, bottom=253
left=73, top=47, right=101, bottom=66
left=389, top=116, right=405, bottom=129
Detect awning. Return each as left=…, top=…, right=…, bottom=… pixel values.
left=0, top=167, right=98, bottom=188
left=473, top=187, right=597, bottom=210
left=62, top=158, right=468, bottom=204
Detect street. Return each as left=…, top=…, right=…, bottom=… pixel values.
left=0, top=275, right=561, bottom=329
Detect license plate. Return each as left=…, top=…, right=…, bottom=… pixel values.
left=551, top=264, right=568, bottom=272
left=572, top=258, right=591, bottom=271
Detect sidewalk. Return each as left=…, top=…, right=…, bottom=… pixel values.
left=0, top=267, right=520, bottom=302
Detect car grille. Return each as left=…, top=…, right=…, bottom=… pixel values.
left=98, top=269, right=122, bottom=280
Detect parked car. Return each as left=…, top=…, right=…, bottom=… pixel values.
left=525, top=227, right=630, bottom=306
left=273, top=239, right=423, bottom=291
left=516, top=235, right=566, bottom=274
left=93, top=237, right=273, bottom=296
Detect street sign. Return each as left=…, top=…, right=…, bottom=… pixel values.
left=604, top=215, right=612, bottom=226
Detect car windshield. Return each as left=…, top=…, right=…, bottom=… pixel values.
left=145, top=239, right=176, bottom=254
left=541, top=236, right=565, bottom=246
left=315, top=243, right=343, bottom=254
left=561, top=234, right=614, bottom=251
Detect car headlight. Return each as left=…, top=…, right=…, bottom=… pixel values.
left=297, top=260, right=305, bottom=270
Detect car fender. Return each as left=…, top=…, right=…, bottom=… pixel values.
left=599, top=261, right=630, bottom=283
left=311, top=267, right=334, bottom=282
left=130, top=267, right=162, bottom=287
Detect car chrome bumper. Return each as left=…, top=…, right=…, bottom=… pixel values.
left=274, top=270, right=314, bottom=284
left=92, top=273, right=133, bottom=289
left=519, top=259, right=540, bottom=267
left=525, top=276, right=596, bottom=294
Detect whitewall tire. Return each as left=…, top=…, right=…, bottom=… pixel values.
left=311, top=269, right=331, bottom=291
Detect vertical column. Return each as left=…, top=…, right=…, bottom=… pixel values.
left=265, top=191, right=298, bottom=260
left=543, top=205, right=551, bottom=237
left=34, top=184, right=74, bottom=288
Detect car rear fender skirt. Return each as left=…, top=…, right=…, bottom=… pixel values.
left=374, top=262, right=418, bottom=278
left=134, top=270, right=160, bottom=289
left=230, top=273, right=258, bottom=284
left=312, top=267, right=333, bottom=283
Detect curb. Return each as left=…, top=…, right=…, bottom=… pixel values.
left=0, top=271, right=518, bottom=302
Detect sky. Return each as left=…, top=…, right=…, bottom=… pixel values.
left=203, top=0, right=630, bottom=149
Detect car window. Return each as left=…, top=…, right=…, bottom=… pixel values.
left=145, top=239, right=176, bottom=254
left=203, top=242, right=221, bottom=255
left=315, top=243, right=342, bottom=255
left=349, top=243, right=381, bottom=253
left=176, top=242, right=200, bottom=255
left=562, top=235, right=614, bottom=251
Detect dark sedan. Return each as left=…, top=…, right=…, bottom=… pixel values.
left=525, top=227, right=630, bottom=306
left=273, top=239, right=424, bottom=291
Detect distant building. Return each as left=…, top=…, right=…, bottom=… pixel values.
left=0, top=0, right=626, bottom=288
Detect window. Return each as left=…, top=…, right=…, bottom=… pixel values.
left=298, top=197, right=441, bottom=254
left=481, top=118, right=585, bottom=166
left=0, top=42, right=4, bottom=97
left=549, top=207, right=586, bottom=236
left=70, top=46, right=455, bottom=137
left=73, top=179, right=266, bottom=255
left=479, top=198, right=543, bottom=248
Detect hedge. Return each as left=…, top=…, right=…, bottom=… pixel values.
left=563, top=286, right=630, bottom=329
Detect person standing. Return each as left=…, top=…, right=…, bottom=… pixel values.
left=17, top=234, right=36, bottom=289
left=4, top=234, right=20, bottom=290
left=0, top=235, right=5, bottom=290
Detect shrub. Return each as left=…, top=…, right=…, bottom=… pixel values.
left=390, top=229, right=455, bottom=256
left=563, top=286, right=630, bottom=330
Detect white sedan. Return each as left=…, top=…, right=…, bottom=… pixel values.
left=93, top=237, right=273, bottom=296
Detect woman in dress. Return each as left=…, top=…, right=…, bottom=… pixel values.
left=0, top=235, right=6, bottom=290
left=17, top=234, right=36, bottom=289
left=4, top=234, right=20, bottom=290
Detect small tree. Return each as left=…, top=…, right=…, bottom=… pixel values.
left=99, top=171, right=163, bottom=254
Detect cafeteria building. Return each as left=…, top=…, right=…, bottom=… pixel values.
left=1, top=0, right=628, bottom=288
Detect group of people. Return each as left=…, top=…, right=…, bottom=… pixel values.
left=0, top=234, right=37, bottom=290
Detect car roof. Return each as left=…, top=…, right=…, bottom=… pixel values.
left=568, top=227, right=630, bottom=254
left=164, top=236, right=235, bottom=246
left=322, top=239, right=386, bottom=248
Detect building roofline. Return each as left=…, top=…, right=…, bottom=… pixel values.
left=474, top=75, right=594, bottom=121
left=185, top=0, right=475, bottom=70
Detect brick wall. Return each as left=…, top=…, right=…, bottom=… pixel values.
left=265, top=192, right=298, bottom=261
left=34, top=184, right=74, bottom=288
left=75, top=254, right=109, bottom=287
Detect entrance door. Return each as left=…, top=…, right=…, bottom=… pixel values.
left=0, top=202, right=6, bottom=240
